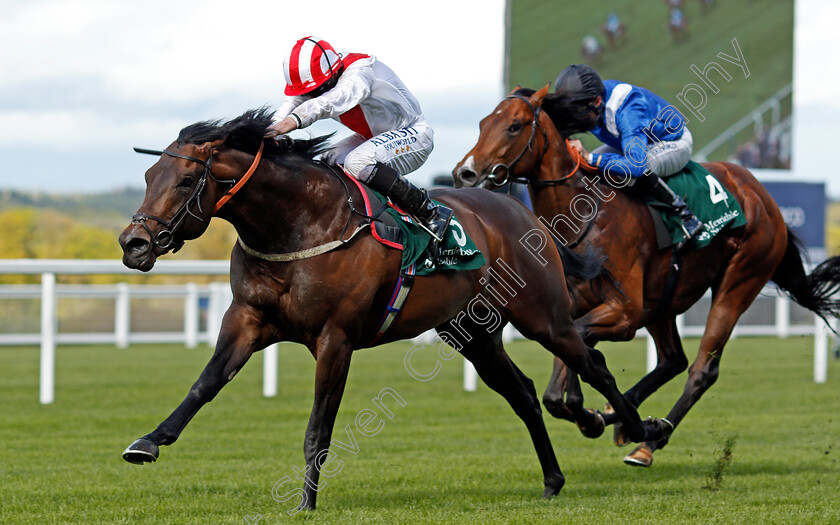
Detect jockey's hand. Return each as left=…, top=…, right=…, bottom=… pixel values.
left=265, top=116, right=298, bottom=138
left=569, top=139, right=589, bottom=158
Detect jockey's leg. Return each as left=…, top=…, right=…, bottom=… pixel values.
left=637, top=128, right=703, bottom=246
left=634, top=173, right=703, bottom=244
left=365, top=161, right=453, bottom=242
left=343, top=123, right=452, bottom=242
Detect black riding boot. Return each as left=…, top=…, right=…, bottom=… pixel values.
left=366, top=162, right=453, bottom=242
left=636, top=174, right=703, bottom=244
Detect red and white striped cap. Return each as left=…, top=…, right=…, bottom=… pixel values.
left=283, top=36, right=342, bottom=96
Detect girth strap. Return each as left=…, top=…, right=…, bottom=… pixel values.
left=653, top=249, right=683, bottom=320
left=370, top=263, right=417, bottom=344
left=236, top=222, right=370, bottom=262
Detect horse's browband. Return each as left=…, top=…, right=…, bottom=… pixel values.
left=133, top=147, right=211, bottom=168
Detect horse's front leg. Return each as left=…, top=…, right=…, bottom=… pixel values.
left=297, top=329, right=354, bottom=511
left=542, top=303, right=638, bottom=437
left=123, top=303, right=269, bottom=463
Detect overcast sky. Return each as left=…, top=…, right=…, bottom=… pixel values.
left=1, top=0, right=839, bottom=196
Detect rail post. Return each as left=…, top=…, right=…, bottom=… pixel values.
left=815, top=316, right=828, bottom=383
left=184, top=283, right=199, bottom=349
left=263, top=343, right=278, bottom=397
left=40, top=272, right=56, bottom=404
left=115, top=282, right=130, bottom=348
left=775, top=295, right=790, bottom=339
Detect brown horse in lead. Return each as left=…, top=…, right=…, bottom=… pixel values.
left=453, top=86, right=840, bottom=467
left=117, top=108, right=671, bottom=510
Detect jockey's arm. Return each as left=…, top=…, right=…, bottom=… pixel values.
left=288, top=62, right=374, bottom=129
left=588, top=101, right=651, bottom=178
left=268, top=97, right=305, bottom=136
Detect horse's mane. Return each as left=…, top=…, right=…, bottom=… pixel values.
left=176, top=107, right=333, bottom=162
left=512, top=87, right=591, bottom=139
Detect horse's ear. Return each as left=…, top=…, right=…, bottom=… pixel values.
left=195, top=139, right=224, bottom=157
left=529, top=84, right=551, bottom=106
left=507, top=85, right=522, bottom=96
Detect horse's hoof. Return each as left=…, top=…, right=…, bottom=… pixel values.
left=543, top=475, right=565, bottom=498
left=602, top=403, right=614, bottom=415
left=613, top=422, right=631, bottom=447
left=623, top=444, right=653, bottom=467
left=575, top=409, right=605, bottom=439
left=122, top=438, right=159, bottom=464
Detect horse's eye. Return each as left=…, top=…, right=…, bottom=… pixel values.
left=177, top=176, right=195, bottom=189
left=508, top=123, right=522, bottom=133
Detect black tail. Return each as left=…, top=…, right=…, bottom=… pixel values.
left=553, top=237, right=624, bottom=302
left=772, top=228, right=840, bottom=322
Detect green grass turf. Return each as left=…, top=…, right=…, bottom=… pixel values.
left=508, top=0, right=793, bottom=158
left=1, top=336, right=838, bottom=524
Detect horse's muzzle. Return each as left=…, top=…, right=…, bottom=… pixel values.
left=453, top=165, right=480, bottom=188
left=119, top=225, right=157, bottom=272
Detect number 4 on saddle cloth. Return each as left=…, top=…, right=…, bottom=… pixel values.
left=644, top=161, right=747, bottom=251
left=345, top=174, right=486, bottom=343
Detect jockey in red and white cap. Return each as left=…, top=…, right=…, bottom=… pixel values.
left=269, top=36, right=452, bottom=242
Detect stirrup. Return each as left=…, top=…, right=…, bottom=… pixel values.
left=675, top=215, right=703, bottom=251
left=414, top=204, right=453, bottom=243
left=681, top=215, right=704, bottom=238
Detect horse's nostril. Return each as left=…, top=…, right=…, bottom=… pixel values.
left=458, top=169, right=478, bottom=186
left=125, top=237, right=150, bottom=257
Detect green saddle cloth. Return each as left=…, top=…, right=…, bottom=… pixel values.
left=645, top=161, right=747, bottom=250
left=371, top=192, right=486, bottom=276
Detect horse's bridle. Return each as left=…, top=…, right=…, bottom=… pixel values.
left=487, top=94, right=594, bottom=249
left=132, top=143, right=263, bottom=252
left=486, top=94, right=548, bottom=186
left=488, top=94, right=582, bottom=188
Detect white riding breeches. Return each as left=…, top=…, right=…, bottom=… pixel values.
left=323, top=120, right=434, bottom=182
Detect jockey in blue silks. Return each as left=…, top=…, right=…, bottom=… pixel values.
left=557, top=64, right=704, bottom=243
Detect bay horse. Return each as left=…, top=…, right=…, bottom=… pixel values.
left=117, top=108, right=671, bottom=509
left=453, top=86, right=840, bottom=467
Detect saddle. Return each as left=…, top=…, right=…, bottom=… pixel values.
left=639, top=161, right=746, bottom=251
left=336, top=169, right=486, bottom=344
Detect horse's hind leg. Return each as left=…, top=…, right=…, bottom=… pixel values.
left=298, top=329, right=355, bottom=511
left=624, top=272, right=770, bottom=467
left=456, top=328, right=565, bottom=497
